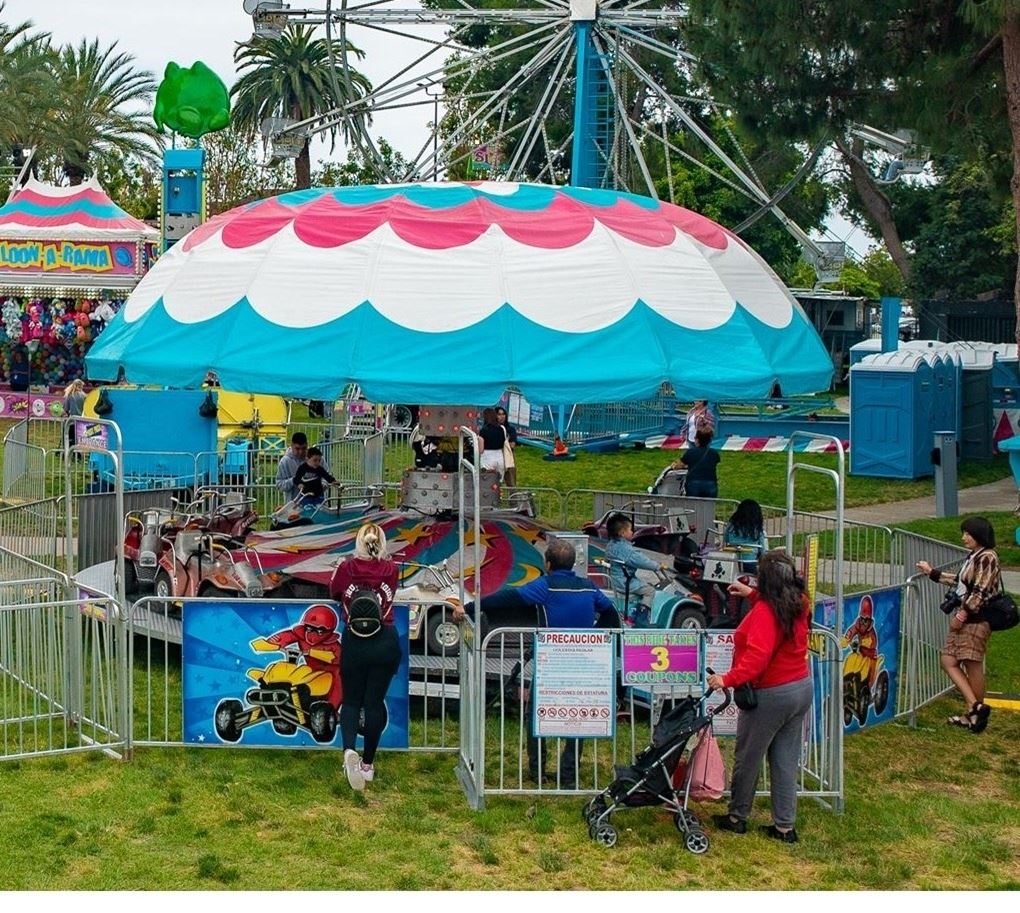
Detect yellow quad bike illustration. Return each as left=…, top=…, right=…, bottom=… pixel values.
left=842, top=637, right=890, bottom=727
left=214, top=641, right=339, bottom=744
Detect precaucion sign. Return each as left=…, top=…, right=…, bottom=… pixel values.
left=532, top=630, right=615, bottom=739
left=621, top=631, right=699, bottom=686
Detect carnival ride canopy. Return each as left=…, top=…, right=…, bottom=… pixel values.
left=85, top=182, right=833, bottom=404
left=0, top=177, right=159, bottom=292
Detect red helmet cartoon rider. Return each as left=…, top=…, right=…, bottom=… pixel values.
left=258, top=604, right=343, bottom=708
left=842, top=594, right=879, bottom=687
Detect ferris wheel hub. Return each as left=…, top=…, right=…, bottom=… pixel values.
left=569, top=0, right=597, bottom=23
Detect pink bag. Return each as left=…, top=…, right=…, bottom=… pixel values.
left=685, top=728, right=726, bottom=801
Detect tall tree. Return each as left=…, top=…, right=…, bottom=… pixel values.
left=684, top=2, right=1004, bottom=286
left=963, top=0, right=1020, bottom=344
left=0, top=5, right=54, bottom=173
left=47, top=39, right=161, bottom=184
left=231, top=25, right=372, bottom=190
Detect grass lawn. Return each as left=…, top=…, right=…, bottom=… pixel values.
left=0, top=632, right=1016, bottom=890
left=896, top=513, right=1020, bottom=568
left=511, top=446, right=1012, bottom=515
left=1, top=419, right=1019, bottom=889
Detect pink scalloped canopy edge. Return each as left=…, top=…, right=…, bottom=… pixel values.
left=181, top=191, right=730, bottom=253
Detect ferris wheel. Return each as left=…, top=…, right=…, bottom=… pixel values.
left=242, top=1, right=828, bottom=263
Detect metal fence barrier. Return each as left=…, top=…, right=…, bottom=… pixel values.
left=563, top=488, right=902, bottom=598
left=472, top=626, right=844, bottom=812
left=0, top=576, right=127, bottom=762
left=0, top=497, right=62, bottom=570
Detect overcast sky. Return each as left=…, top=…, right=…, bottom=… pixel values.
left=5, top=0, right=874, bottom=254
left=2, top=0, right=444, bottom=163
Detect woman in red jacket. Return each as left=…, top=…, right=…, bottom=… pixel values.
left=328, top=522, right=400, bottom=792
left=707, top=551, right=812, bottom=843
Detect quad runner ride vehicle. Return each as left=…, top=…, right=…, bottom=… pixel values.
left=213, top=642, right=339, bottom=744
left=151, top=527, right=288, bottom=609
left=842, top=637, right=890, bottom=726
left=121, top=489, right=258, bottom=596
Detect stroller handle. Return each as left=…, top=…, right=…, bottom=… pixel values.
left=704, top=666, right=733, bottom=714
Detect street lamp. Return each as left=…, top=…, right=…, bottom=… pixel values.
left=418, top=82, right=442, bottom=182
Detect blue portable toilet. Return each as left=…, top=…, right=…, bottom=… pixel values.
left=950, top=347, right=994, bottom=460
left=849, top=338, right=882, bottom=367
left=975, top=342, right=1019, bottom=407
left=850, top=350, right=939, bottom=478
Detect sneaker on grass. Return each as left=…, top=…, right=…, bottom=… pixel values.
left=344, top=749, right=365, bottom=791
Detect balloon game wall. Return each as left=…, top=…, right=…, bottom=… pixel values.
left=1, top=295, right=121, bottom=386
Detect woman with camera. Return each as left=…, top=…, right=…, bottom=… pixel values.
left=706, top=551, right=812, bottom=843
left=916, top=516, right=1000, bottom=734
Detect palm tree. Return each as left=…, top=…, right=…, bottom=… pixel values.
left=232, top=24, right=372, bottom=189
left=48, top=39, right=162, bottom=185
left=0, top=4, right=55, bottom=174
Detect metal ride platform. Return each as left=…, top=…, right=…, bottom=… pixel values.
left=75, top=560, right=518, bottom=698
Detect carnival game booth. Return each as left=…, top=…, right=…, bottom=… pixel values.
left=0, top=177, right=158, bottom=417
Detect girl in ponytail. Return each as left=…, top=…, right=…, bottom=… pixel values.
left=328, top=522, right=400, bottom=792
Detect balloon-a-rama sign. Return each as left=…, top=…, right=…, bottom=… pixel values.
left=0, top=177, right=158, bottom=388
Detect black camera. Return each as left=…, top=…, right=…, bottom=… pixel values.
left=939, top=591, right=962, bottom=615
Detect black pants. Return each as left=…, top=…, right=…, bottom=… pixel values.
left=340, top=626, right=400, bottom=764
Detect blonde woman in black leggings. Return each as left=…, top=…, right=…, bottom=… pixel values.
left=328, top=522, right=400, bottom=791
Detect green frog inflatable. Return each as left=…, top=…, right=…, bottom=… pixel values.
left=153, top=61, right=230, bottom=138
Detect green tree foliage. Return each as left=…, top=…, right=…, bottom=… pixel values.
left=0, top=10, right=56, bottom=170
left=422, top=2, right=834, bottom=279
left=199, top=126, right=293, bottom=215
left=907, top=161, right=1015, bottom=299
left=683, top=2, right=1005, bottom=285
left=231, top=25, right=372, bottom=190
left=47, top=39, right=162, bottom=184
left=312, top=139, right=409, bottom=187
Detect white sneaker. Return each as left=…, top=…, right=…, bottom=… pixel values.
left=360, top=762, right=375, bottom=782
left=344, top=749, right=365, bottom=791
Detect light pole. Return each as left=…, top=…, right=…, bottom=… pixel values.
left=418, top=82, right=441, bottom=181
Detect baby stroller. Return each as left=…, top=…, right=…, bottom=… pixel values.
left=648, top=465, right=688, bottom=497
left=582, top=686, right=730, bottom=853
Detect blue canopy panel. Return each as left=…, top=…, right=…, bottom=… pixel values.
left=86, top=182, right=832, bottom=404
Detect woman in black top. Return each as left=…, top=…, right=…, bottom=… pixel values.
left=478, top=407, right=508, bottom=480
left=680, top=428, right=720, bottom=498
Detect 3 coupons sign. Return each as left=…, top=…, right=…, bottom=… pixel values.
left=0, top=240, right=136, bottom=274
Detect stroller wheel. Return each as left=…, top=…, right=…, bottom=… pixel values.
left=674, top=810, right=700, bottom=832
left=685, top=828, right=710, bottom=855
left=583, top=796, right=607, bottom=825
left=594, top=824, right=618, bottom=848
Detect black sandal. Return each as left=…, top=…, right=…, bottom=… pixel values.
left=969, top=702, right=991, bottom=734
left=946, top=714, right=973, bottom=728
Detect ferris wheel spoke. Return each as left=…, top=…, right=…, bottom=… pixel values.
left=598, top=21, right=696, bottom=63
left=630, top=115, right=759, bottom=201
left=292, top=16, right=566, bottom=142
left=613, top=41, right=817, bottom=248
left=591, top=32, right=658, bottom=198
left=416, top=26, right=574, bottom=178
left=503, top=35, right=575, bottom=177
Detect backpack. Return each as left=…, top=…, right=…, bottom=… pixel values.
left=347, top=589, right=382, bottom=637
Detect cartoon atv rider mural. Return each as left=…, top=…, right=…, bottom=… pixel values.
left=840, top=594, right=890, bottom=727
left=213, top=604, right=342, bottom=743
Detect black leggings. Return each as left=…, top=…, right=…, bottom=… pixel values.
left=340, top=626, right=401, bottom=764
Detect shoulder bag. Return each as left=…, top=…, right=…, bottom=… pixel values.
left=982, top=592, right=1019, bottom=632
